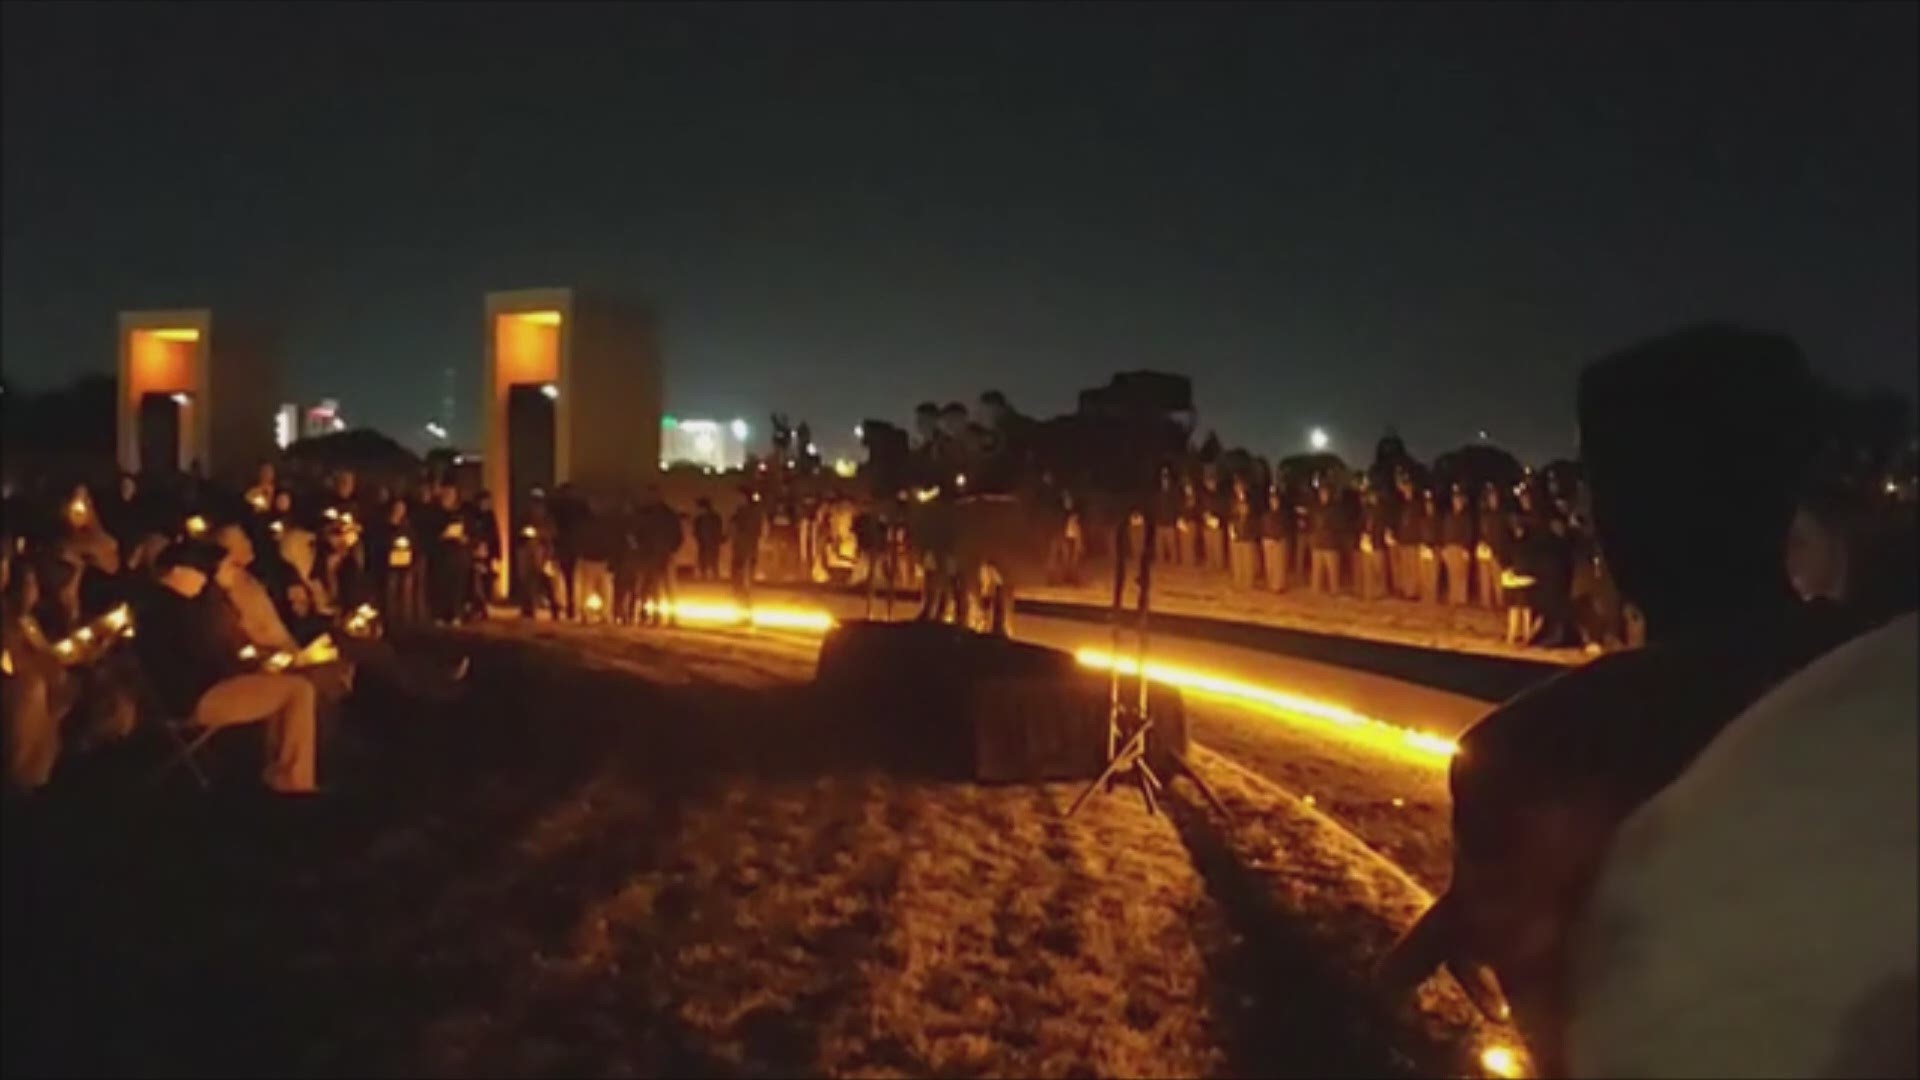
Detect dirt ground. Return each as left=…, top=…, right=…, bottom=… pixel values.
left=3, top=620, right=1500, bottom=1077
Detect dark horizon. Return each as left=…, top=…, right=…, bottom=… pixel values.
left=4, top=3, right=1915, bottom=464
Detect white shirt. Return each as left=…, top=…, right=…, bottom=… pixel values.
left=1568, top=612, right=1918, bottom=1078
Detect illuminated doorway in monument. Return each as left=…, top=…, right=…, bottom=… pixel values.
left=506, top=382, right=558, bottom=584
left=136, top=392, right=186, bottom=474
left=489, top=307, right=563, bottom=593
left=120, top=321, right=205, bottom=475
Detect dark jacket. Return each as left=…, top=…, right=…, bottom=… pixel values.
left=644, top=503, right=684, bottom=569
left=693, top=509, right=724, bottom=551
left=1260, top=504, right=1290, bottom=543
left=132, top=583, right=253, bottom=718
left=1360, top=499, right=1391, bottom=543
left=578, top=509, right=623, bottom=563
left=1441, top=506, right=1477, bottom=548
left=729, top=502, right=764, bottom=551
left=1308, top=497, right=1343, bottom=550
left=1478, top=506, right=1510, bottom=562
left=1395, top=497, right=1424, bottom=546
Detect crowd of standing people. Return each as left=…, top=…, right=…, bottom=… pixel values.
left=1138, top=461, right=1630, bottom=650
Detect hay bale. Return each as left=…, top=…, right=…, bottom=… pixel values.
left=815, top=619, right=1188, bottom=782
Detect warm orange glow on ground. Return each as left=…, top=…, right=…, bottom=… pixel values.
left=644, top=599, right=837, bottom=632
left=1074, top=648, right=1459, bottom=763
left=636, top=599, right=1460, bottom=765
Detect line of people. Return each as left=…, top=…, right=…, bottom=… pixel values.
left=1141, top=466, right=1622, bottom=648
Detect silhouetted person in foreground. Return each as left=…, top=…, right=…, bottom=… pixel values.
left=1380, top=325, right=1868, bottom=1075
left=692, top=498, right=723, bottom=581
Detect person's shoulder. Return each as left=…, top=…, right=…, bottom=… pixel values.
left=1460, top=650, right=1665, bottom=749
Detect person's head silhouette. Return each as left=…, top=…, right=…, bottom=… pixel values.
left=1578, top=324, right=1816, bottom=640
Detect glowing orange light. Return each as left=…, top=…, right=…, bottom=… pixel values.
left=1073, top=648, right=1458, bottom=761
left=1, top=648, right=11, bottom=676
left=184, top=515, right=208, bottom=537
left=1480, top=1045, right=1524, bottom=1078
left=514, top=310, right=562, bottom=327
left=148, top=328, right=201, bottom=342
left=1499, top=569, right=1536, bottom=589
left=585, top=593, right=606, bottom=615
left=643, top=599, right=836, bottom=633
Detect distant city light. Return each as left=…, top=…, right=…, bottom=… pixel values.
left=853, top=423, right=865, bottom=440
left=806, top=441, right=819, bottom=456
left=731, top=418, right=750, bottom=441
left=540, top=383, right=559, bottom=401
left=663, top=417, right=750, bottom=471
left=424, top=422, right=448, bottom=440
left=1308, top=427, right=1330, bottom=452
left=832, top=458, right=858, bottom=478
left=1477, top=429, right=1490, bottom=441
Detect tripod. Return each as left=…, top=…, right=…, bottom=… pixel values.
left=1065, top=509, right=1232, bottom=821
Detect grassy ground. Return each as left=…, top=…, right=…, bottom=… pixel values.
left=3, top=619, right=1501, bottom=1077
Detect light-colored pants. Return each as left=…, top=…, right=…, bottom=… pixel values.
left=1393, top=543, right=1419, bottom=599
left=1476, top=552, right=1501, bottom=609
left=1359, top=547, right=1389, bottom=600
left=1442, top=545, right=1471, bottom=606
left=1229, top=540, right=1257, bottom=589
left=193, top=673, right=319, bottom=793
left=5, top=670, right=60, bottom=793
left=1156, top=524, right=1184, bottom=567
left=1261, top=539, right=1288, bottom=592
left=1205, top=525, right=1228, bottom=571
left=1310, top=548, right=1341, bottom=595
left=1417, top=546, right=1441, bottom=604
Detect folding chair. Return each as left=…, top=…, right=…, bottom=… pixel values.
left=149, top=715, right=220, bottom=791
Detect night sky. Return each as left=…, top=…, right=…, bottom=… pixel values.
left=4, top=3, right=1914, bottom=464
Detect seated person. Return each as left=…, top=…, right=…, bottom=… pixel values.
left=5, top=547, right=79, bottom=795
left=4, top=542, right=140, bottom=795
left=281, top=581, right=333, bottom=647
left=212, top=524, right=302, bottom=654
left=267, top=524, right=469, bottom=704
left=212, top=523, right=355, bottom=704
left=130, top=542, right=320, bottom=795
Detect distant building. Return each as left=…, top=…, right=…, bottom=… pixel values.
left=274, top=404, right=298, bottom=449
left=301, top=399, right=347, bottom=439
left=660, top=415, right=749, bottom=471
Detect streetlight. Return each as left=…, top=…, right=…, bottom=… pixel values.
left=424, top=422, right=448, bottom=441
left=730, top=418, right=749, bottom=441
left=540, top=383, right=559, bottom=401
left=1308, top=427, right=1330, bottom=452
